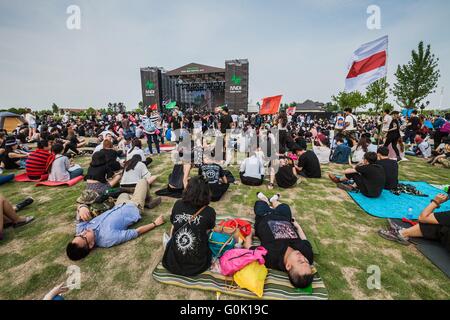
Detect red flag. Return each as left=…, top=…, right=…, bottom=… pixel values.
left=260, top=95, right=282, bottom=115
left=150, top=104, right=158, bottom=111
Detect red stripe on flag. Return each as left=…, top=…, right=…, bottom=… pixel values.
left=346, top=51, right=386, bottom=79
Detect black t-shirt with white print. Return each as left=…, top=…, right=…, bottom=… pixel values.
left=162, top=200, right=216, bottom=276
left=199, top=163, right=225, bottom=184
left=254, top=214, right=314, bottom=271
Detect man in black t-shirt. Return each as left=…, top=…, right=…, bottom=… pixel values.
left=293, top=145, right=321, bottom=178
left=244, top=192, right=314, bottom=289
left=379, top=193, right=450, bottom=252
left=328, top=152, right=385, bottom=198
left=404, top=110, right=420, bottom=144
left=219, top=107, right=232, bottom=134
left=376, top=146, right=398, bottom=190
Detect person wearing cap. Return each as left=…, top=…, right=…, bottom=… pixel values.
left=3, top=136, right=28, bottom=170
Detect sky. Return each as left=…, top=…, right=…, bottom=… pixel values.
left=0, top=0, right=449, bottom=111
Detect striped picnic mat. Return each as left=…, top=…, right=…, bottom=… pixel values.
left=152, top=215, right=329, bottom=300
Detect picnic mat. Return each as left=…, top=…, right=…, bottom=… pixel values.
left=14, top=173, right=48, bottom=182
left=347, top=181, right=450, bottom=219
left=153, top=215, right=328, bottom=300
left=36, top=175, right=84, bottom=187
left=390, top=219, right=450, bottom=279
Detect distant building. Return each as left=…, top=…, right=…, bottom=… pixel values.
left=295, top=100, right=325, bottom=113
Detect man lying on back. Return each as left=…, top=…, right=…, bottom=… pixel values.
left=66, top=179, right=165, bottom=261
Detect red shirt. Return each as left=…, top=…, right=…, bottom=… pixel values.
left=26, top=149, right=52, bottom=178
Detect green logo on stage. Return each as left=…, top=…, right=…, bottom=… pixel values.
left=146, top=81, right=155, bottom=90
left=231, top=74, right=241, bottom=85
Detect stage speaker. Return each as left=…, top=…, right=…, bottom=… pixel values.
left=224, top=59, right=249, bottom=114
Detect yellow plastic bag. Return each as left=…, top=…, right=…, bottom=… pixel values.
left=233, top=261, right=268, bottom=298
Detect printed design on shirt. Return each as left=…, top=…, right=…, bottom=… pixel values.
left=202, top=165, right=219, bottom=183
left=175, top=227, right=196, bottom=255
left=268, top=220, right=299, bottom=240
left=174, top=213, right=202, bottom=226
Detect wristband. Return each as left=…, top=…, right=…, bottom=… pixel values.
left=431, top=199, right=441, bottom=208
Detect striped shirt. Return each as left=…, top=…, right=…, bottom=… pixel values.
left=26, top=149, right=52, bottom=178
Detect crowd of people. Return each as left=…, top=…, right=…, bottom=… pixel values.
left=0, top=105, right=449, bottom=296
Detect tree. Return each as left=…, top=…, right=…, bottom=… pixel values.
left=331, top=91, right=368, bottom=111
left=324, top=102, right=339, bottom=112
left=366, top=78, right=389, bottom=113
left=51, top=103, right=59, bottom=114
left=382, top=102, right=394, bottom=113
left=391, top=41, right=440, bottom=109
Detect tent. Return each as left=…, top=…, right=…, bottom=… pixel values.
left=0, top=112, right=24, bottom=132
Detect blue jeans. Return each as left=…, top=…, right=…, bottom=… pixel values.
left=146, top=133, right=160, bottom=154
left=254, top=200, right=292, bottom=220
left=69, top=168, right=84, bottom=180
left=0, top=174, right=14, bottom=186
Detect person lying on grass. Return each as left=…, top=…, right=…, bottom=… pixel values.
left=378, top=193, right=450, bottom=252
left=0, top=195, right=34, bottom=241
left=328, top=152, right=385, bottom=198
left=242, top=192, right=314, bottom=289
left=66, top=178, right=165, bottom=261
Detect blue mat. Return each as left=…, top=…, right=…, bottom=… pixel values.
left=347, top=181, right=450, bottom=219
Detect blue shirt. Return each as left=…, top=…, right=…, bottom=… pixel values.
left=332, top=144, right=352, bottom=164
left=76, top=203, right=140, bottom=248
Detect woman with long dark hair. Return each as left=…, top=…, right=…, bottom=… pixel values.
left=120, top=154, right=156, bottom=190
left=162, top=175, right=216, bottom=276
left=84, top=151, right=122, bottom=195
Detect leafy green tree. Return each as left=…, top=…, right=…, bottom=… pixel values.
left=331, top=91, right=368, bottom=111
left=366, top=78, right=389, bottom=113
left=51, top=103, right=59, bottom=114
left=324, top=102, right=339, bottom=112
left=391, top=41, right=440, bottom=109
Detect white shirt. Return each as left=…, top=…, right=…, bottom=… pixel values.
left=120, top=162, right=150, bottom=185
left=127, top=147, right=146, bottom=162
left=418, top=141, right=431, bottom=158
left=382, top=114, right=392, bottom=132
left=345, top=114, right=357, bottom=131
left=313, top=146, right=331, bottom=164
left=240, top=155, right=265, bottom=179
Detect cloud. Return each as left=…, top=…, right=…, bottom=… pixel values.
left=0, top=0, right=449, bottom=110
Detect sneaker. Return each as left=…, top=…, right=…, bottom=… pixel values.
left=15, top=197, right=34, bottom=212
left=145, top=197, right=162, bottom=209
left=257, top=192, right=269, bottom=203
left=328, top=173, right=341, bottom=184
left=269, top=193, right=280, bottom=203
left=387, top=218, right=403, bottom=232
left=378, top=228, right=410, bottom=246
left=337, top=183, right=355, bottom=192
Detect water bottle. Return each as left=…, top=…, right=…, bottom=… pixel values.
left=407, top=207, right=413, bottom=220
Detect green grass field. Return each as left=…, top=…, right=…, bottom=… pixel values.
left=0, top=148, right=449, bottom=300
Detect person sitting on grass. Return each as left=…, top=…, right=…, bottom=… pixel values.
left=48, top=143, right=84, bottom=182
left=376, top=146, right=399, bottom=190
left=239, top=150, right=265, bottom=186
left=330, top=136, right=351, bottom=164
left=126, top=138, right=152, bottom=166
left=328, top=152, right=385, bottom=198
left=429, top=138, right=450, bottom=168
left=268, top=156, right=298, bottom=190
left=378, top=193, right=450, bottom=252
left=84, top=151, right=122, bottom=195
left=242, top=192, right=314, bottom=289
left=25, top=140, right=52, bottom=180
left=162, top=176, right=216, bottom=276
left=0, top=195, right=34, bottom=241
left=292, top=144, right=322, bottom=178
left=199, top=152, right=229, bottom=202
left=66, top=178, right=165, bottom=261
left=3, top=136, right=28, bottom=170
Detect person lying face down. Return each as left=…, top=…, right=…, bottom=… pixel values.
left=66, top=178, right=164, bottom=261
left=243, top=192, right=314, bottom=289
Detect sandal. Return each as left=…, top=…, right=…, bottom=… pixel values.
left=13, top=216, right=35, bottom=228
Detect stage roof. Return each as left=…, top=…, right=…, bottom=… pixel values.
left=166, top=63, right=225, bottom=77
